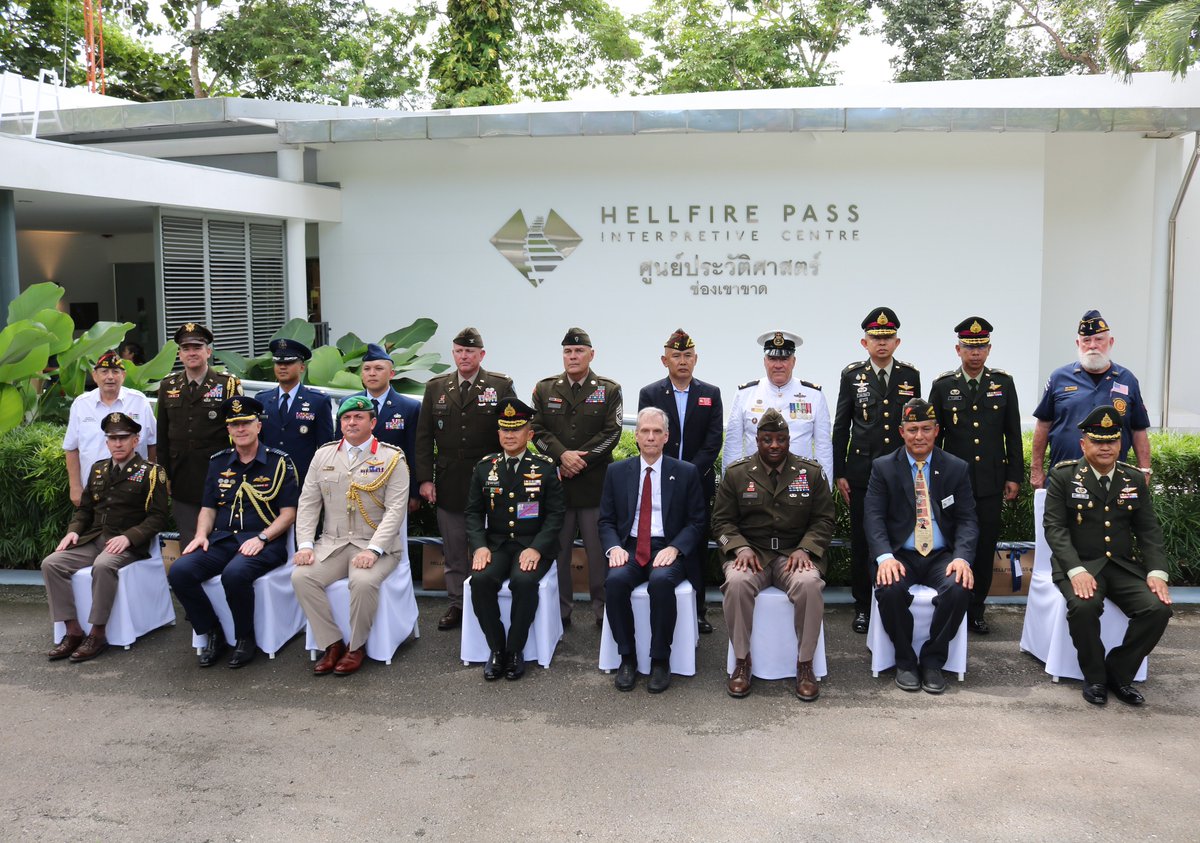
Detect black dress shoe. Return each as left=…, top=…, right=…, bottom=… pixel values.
left=615, top=657, right=637, bottom=692
left=920, top=665, right=946, bottom=695
left=697, top=618, right=714, bottom=635
left=852, top=611, right=869, bottom=634
left=969, top=617, right=991, bottom=635
left=895, top=667, right=921, bottom=692
left=197, top=629, right=227, bottom=668
left=1107, top=682, right=1145, bottom=706
left=504, top=652, right=525, bottom=681
left=483, top=650, right=505, bottom=681
left=227, top=639, right=257, bottom=669
left=437, top=605, right=463, bottom=631
left=1082, top=683, right=1108, bottom=705
left=647, top=661, right=671, bottom=694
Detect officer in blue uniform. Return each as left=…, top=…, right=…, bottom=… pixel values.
left=1031, top=310, right=1152, bottom=489
left=167, top=396, right=300, bottom=669
left=257, top=338, right=334, bottom=484
left=354, top=343, right=421, bottom=512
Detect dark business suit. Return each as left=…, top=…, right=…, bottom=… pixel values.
left=637, top=377, right=723, bottom=617
left=865, top=446, right=977, bottom=671
left=599, top=456, right=706, bottom=661
left=354, top=387, right=420, bottom=503
left=257, top=383, right=335, bottom=484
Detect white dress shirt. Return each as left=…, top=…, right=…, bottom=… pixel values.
left=63, top=386, right=157, bottom=477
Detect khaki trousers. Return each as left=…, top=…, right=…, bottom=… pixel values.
left=721, top=553, right=825, bottom=662
left=291, top=545, right=399, bottom=651
left=41, top=538, right=138, bottom=625
left=436, top=508, right=469, bottom=609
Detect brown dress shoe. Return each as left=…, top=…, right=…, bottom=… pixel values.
left=334, top=646, right=366, bottom=676
left=795, top=660, right=819, bottom=702
left=314, top=641, right=347, bottom=676
left=437, top=605, right=463, bottom=631
left=48, top=633, right=84, bottom=661
left=69, top=634, right=108, bottom=663
left=727, top=656, right=752, bottom=698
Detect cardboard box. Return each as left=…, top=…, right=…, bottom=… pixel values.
left=987, top=548, right=1035, bottom=596
left=422, top=544, right=446, bottom=591
left=160, top=538, right=182, bottom=573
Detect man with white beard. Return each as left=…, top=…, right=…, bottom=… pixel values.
left=1030, top=310, right=1152, bottom=488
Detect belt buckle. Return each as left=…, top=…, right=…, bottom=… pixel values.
left=769, top=537, right=780, bottom=550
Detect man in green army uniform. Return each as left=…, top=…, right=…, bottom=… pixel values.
left=927, top=317, right=1023, bottom=634
left=156, top=322, right=243, bottom=549
left=414, top=326, right=516, bottom=632
left=1043, top=405, right=1172, bottom=707
left=465, top=397, right=565, bottom=681
left=41, top=412, right=170, bottom=662
left=531, top=328, right=623, bottom=627
left=832, top=306, right=921, bottom=634
left=714, top=409, right=836, bottom=701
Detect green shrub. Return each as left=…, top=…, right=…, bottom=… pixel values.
left=0, top=423, right=74, bottom=569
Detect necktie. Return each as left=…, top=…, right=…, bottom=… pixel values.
left=635, top=467, right=653, bottom=567
left=508, top=457, right=520, bottom=477
left=349, top=446, right=361, bottom=466
left=460, top=380, right=471, bottom=402
left=1100, top=475, right=1110, bottom=493
left=967, top=379, right=978, bottom=403
left=372, top=398, right=381, bottom=417
left=914, top=460, right=933, bottom=556
left=278, top=393, right=290, bottom=423
left=572, top=382, right=582, bottom=398
left=878, top=368, right=888, bottom=392
left=187, top=380, right=199, bottom=399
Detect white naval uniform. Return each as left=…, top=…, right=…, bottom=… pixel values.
left=723, top=376, right=833, bottom=486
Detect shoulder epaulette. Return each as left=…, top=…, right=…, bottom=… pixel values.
left=531, top=452, right=555, bottom=464
left=799, top=379, right=821, bottom=391
left=934, top=369, right=958, bottom=381
left=725, top=456, right=754, bottom=469
left=792, top=455, right=822, bottom=471
left=266, top=446, right=290, bottom=457
left=1052, top=459, right=1079, bottom=470
left=485, top=371, right=511, bottom=381
left=988, top=367, right=1010, bottom=377
left=210, top=448, right=234, bottom=460
left=737, top=379, right=760, bottom=390
left=843, top=361, right=869, bottom=373
left=537, top=375, right=559, bottom=385
left=896, top=360, right=917, bottom=370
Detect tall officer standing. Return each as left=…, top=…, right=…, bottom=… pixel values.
left=414, top=327, right=516, bottom=631
left=927, top=317, right=1023, bottom=634
left=832, top=308, right=921, bottom=634
left=257, top=338, right=334, bottom=485
left=354, top=343, right=421, bottom=514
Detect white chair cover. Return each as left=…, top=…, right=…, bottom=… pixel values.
left=460, top=561, right=563, bottom=668
left=191, top=530, right=303, bottom=658
left=867, top=584, right=968, bottom=680
left=599, top=580, right=699, bottom=676
left=304, top=523, right=420, bottom=665
left=1018, top=489, right=1148, bottom=682
left=722, top=586, right=828, bottom=680
left=53, top=538, right=176, bottom=648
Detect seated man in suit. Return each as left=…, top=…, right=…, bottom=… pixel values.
left=600, top=407, right=706, bottom=694
left=465, top=397, right=565, bottom=681
left=1043, top=405, right=1172, bottom=707
left=292, top=395, right=410, bottom=677
left=714, top=409, right=836, bottom=701
left=637, top=328, right=723, bottom=634
left=865, top=398, right=977, bottom=695
left=257, top=338, right=335, bottom=485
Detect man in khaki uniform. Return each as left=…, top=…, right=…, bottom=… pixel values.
left=156, top=322, right=243, bottom=548
left=292, top=395, right=411, bottom=677
left=714, top=409, right=836, bottom=701
left=41, top=412, right=170, bottom=662
left=415, top=326, right=515, bottom=631
left=531, top=327, right=623, bottom=626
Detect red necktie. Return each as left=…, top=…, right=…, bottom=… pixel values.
left=635, top=467, right=653, bottom=567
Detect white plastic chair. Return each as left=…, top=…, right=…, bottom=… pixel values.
left=460, top=561, right=563, bottom=668
left=599, top=580, right=699, bottom=676
left=722, top=586, right=828, bottom=680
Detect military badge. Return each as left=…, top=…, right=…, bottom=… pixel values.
left=1112, top=397, right=1127, bottom=415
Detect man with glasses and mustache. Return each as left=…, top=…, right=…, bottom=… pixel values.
left=1031, top=310, right=1151, bottom=489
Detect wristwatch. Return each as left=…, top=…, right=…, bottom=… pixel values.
left=257, top=532, right=269, bottom=542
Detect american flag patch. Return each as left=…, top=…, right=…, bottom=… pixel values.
left=1111, top=383, right=1129, bottom=395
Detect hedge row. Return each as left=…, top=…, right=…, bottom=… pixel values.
left=3, top=425, right=1197, bottom=586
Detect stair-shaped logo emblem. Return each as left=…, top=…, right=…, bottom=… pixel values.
left=490, top=210, right=582, bottom=288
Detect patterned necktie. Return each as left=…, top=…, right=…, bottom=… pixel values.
left=914, top=460, right=933, bottom=556
left=635, top=467, right=653, bottom=567
left=878, top=368, right=888, bottom=392
left=279, top=393, right=290, bottom=423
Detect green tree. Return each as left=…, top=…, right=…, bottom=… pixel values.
left=632, top=0, right=869, bottom=94
left=1105, top=0, right=1200, bottom=76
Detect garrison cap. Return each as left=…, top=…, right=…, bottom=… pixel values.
left=756, top=408, right=788, bottom=432
left=954, top=317, right=993, bottom=346
left=362, top=343, right=393, bottom=364
left=174, top=322, right=214, bottom=345
left=222, top=396, right=263, bottom=424
left=269, top=338, right=311, bottom=363
left=561, top=327, right=592, bottom=347
left=1078, top=405, right=1122, bottom=441
left=101, top=412, right=141, bottom=435
left=497, top=397, right=534, bottom=429
left=757, top=330, right=801, bottom=358
left=901, top=397, right=937, bottom=423
left=664, top=328, right=695, bottom=351
left=337, top=395, right=376, bottom=419
left=94, top=350, right=123, bottom=370
left=862, top=308, right=900, bottom=337
left=452, top=327, right=484, bottom=348
left=1078, top=310, right=1110, bottom=336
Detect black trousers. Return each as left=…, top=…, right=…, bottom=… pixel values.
left=469, top=540, right=553, bottom=656
left=689, top=497, right=714, bottom=618
left=849, top=484, right=872, bottom=612
left=604, top=538, right=687, bottom=662
left=1057, top=565, right=1172, bottom=686
left=168, top=535, right=287, bottom=640
left=874, top=549, right=971, bottom=671
left=970, top=493, right=1002, bottom=620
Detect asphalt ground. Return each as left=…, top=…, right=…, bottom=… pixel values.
left=1, top=586, right=1197, bottom=842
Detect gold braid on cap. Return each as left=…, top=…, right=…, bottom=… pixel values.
left=347, top=450, right=403, bottom=530
left=231, top=457, right=289, bottom=530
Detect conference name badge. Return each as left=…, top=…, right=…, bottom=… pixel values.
left=941, top=495, right=955, bottom=508
left=698, top=397, right=712, bottom=406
